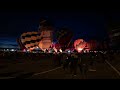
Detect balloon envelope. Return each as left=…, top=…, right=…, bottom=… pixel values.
left=39, top=30, right=52, bottom=50
left=56, top=28, right=73, bottom=51
left=74, top=39, right=87, bottom=52
left=20, top=31, right=41, bottom=50
left=39, top=38, right=52, bottom=51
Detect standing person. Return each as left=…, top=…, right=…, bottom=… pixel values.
left=63, top=54, right=70, bottom=71
left=69, top=53, right=74, bottom=74
left=88, top=52, right=96, bottom=71
left=78, top=53, right=83, bottom=74
left=90, top=52, right=94, bottom=66
left=70, top=52, right=79, bottom=76
left=101, top=52, right=106, bottom=63
left=78, top=53, right=89, bottom=78
left=73, top=53, right=78, bottom=76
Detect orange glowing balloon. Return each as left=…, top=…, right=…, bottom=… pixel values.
left=38, top=29, right=53, bottom=51
left=20, top=31, right=40, bottom=50
left=39, top=38, right=52, bottom=51
left=74, top=39, right=86, bottom=52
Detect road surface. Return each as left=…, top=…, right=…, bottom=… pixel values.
left=0, top=57, right=120, bottom=79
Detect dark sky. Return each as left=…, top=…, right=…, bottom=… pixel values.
left=0, top=11, right=108, bottom=48
left=0, top=1, right=120, bottom=48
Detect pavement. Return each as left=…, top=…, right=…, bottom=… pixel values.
left=0, top=57, right=120, bottom=79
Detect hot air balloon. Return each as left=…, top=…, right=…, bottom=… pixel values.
left=39, top=37, right=52, bottom=51
left=56, top=28, right=73, bottom=51
left=87, top=40, right=97, bottom=50
left=74, top=39, right=87, bottom=52
left=38, top=29, right=53, bottom=51
left=51, top=43, right=61, bottom=52
left=16, top=37, right=26, bottom=50
left=20, top=31, right=41, bottom=51
left=38, top=17, right=54, bottom=52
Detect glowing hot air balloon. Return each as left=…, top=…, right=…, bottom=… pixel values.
left=74, top=39, right=87, bottom=52
left=39, top=37, right=52, bottom=51
left=51, top=43, right=62, bottom=52
left=20, top=31, right=41, bottom=51
left=38, top=28, right=53, bottom=51
left=38, top=18, right=53, bottom=52
left=56, top=28, right=73, bottom=51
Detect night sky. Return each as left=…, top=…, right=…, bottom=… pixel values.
left=0, top=12, right=109, bottom=48
left=0, top=1, right=120, bottom=48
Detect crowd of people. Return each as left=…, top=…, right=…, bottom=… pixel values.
left=52, top=50, right=120, bottom=77
left=53, top=51, right=95, bottom=77
left=0, top=50, right=120, bottom=77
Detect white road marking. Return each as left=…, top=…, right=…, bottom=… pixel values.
left=105, top=60, right=120, bottom=76
left=33, top=66, right=63, bottom=76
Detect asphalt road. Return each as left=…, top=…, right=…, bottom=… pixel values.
left=0, top=57, right=120, bottom=79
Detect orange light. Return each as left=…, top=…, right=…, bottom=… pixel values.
left=59, top=49, right=62, bottom=52
left=77, top=48, right=83, bottom=52
left=78, top=48, right=83, bottom=51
